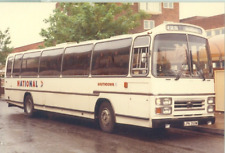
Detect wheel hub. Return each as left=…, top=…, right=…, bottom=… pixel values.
left=101, top=108, right=111, bottom=126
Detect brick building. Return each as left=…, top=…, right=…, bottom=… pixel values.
left=131, top=2, right=179, bottom=33
left=180, top=14, right=225, bottom=37
left=13, top=2, right=179, bottom=53
left=13, top=41, right=44, bottom=53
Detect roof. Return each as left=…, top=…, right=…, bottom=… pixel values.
left=180, top=14, right=225, bottom=30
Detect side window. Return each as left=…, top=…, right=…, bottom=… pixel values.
left=131, top=36, right=150, bottom=76
left=92, top=38, right=132, bottom=76
left=39, top=48, right=64, bottom=76
left=6, top=56, right=13, bottom=77
left=12, top=54, right=23, bottom=77
left=21, top=52, right=41, bottom=77
left=62, top=44, right=92, bottom=76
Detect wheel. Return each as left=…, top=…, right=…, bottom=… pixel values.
left=24, top=95, right=34, bottom=117
left=98, top=102, right=115, bottom=133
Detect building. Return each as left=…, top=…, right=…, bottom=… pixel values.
left=13, top=41, right=44, bottom=53
left=180, top=14, right=225, bottom=37
left=130, top=2, right=179, bottom=33
left=13, top=2, right=179, bottom=53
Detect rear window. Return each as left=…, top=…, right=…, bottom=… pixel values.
left=6, top=56, right=13, bottom=77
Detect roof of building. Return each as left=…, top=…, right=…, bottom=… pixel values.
left=180, top=14, right=225, bottom=30
left=13, top=41, right=44, bottom=53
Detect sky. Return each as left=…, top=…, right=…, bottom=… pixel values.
left=0, top=2, right=224, bottom=48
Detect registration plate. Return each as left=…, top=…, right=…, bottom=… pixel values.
left=184, top=121, right=198, bottom=126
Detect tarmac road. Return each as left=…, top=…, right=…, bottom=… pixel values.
left=0, top=100, right=224, bottom=153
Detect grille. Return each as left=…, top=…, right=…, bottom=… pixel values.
left=174, top=100, right=205, bottom=111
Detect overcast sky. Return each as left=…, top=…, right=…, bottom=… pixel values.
left=0, top=2, right=224, bottom=48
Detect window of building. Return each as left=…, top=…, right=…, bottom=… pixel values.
left=206, top=30, right=212, bottom=37
left=62, top=44, right=92, bottom=76
left=215, top=29, right=221, bottom=35
left=144, top=20, right=155, bottom=30
left=92, top=38, right=132, bottom=76
left=21, top=52, right=41, bottom=77
left=163, top=2, right=174, bottom=9
left=12, top=54, right=23, bottom=77
left=6, top=56, right=13, bottom=77
left=39, top=48, right=64, bottom=76
left=139, top=2, right=161, bottom=14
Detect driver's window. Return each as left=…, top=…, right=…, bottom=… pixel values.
left=131, top=36, right=150, bottom=76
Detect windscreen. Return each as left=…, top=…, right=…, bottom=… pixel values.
left=189, top=35, right=212, bottom=78
left=152, top=34, right=212, bottom=79
left=152, top=34, right=190, bottom=77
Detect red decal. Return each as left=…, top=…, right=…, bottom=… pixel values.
left=98, top=83, right=114, bottom=86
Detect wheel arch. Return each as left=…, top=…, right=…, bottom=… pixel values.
left=94, top=98, right=116, bottom=122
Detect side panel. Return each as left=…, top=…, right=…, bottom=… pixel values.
left=5, top=77, right=152, bottom=127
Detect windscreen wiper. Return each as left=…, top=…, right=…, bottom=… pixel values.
left=175, top=69, right=183, bottom=80
left=198, top=69, right=205, bottom=81
left=196, top=62, right=206, bottom=81
left=175, top=64, right=186, bottom=81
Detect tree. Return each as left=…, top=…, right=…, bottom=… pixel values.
left=0, top=28, right=13, bottom=66
left=40, top=3, right=150, bottom=47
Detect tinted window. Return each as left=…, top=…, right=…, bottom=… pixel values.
left=21, top=52, right=41, bottom=77
left=92, top=38, right=132, bottom=75
left=6, top=56, right=13, bottom=77
left=39, top=48, right=64, bottom=76
left=12, top=54, right=23, bottom=77
left=62, top=44, right=92, bottom=76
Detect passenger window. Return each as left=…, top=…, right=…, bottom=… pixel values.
left=131, top=36, right=150, bottom=76
left=12, top=54, right=23, bottom=77
left=62, top=44, right=92, bottom=76
left=92, top=38, right=132, bottom=76
left=21, top=52, right=41, bottom=77
left=6, top=57, right=13, bottom=77
left=39, top=48, right=64, bottom=76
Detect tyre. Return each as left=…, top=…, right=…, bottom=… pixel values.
left=98, top=102, right=115, bottom=133
left=24, top=95, right=34, bottom=118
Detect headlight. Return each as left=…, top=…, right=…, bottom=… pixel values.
left=155, top=98, right=172, bottom=105
left=156, top=107, right=172, bottom=115
left=207, top=105, right=215, bottom=113
left=207, top=97, right=215, bottom=104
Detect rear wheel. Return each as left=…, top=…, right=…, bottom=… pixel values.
left=98, top=102, right=115, bottom=133
left=24, top=95, right=34, bottom=117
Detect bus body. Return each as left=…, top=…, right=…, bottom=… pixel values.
left=4, top=23, right=215, bottom=132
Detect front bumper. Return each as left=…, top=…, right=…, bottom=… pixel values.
left=152, top=116, right=215, bottom=128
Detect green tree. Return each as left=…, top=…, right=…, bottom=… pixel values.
left=0, top=28, right=13, bottom=66
left=40, top=3, right=150, bottom=47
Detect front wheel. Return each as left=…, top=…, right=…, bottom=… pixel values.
left=98, top=102, right=115, bottom=133
left=24, top=95, right=34, bottom=118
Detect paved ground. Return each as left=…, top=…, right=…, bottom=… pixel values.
left=183, top=112, right=224, bottom=136
left=0, top=100, right=224, bottom=153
